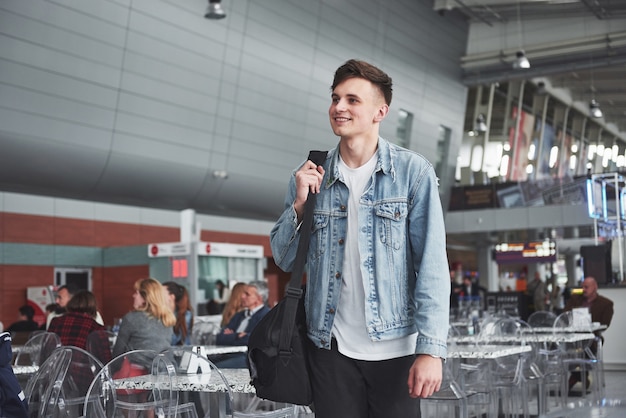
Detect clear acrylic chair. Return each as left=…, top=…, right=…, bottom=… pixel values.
left=528, top=311, right=557, bottom=328
left=190, top=321, right=218, bottom=345
left=479, top=316, right=537, bottom=418
left=421, top=335, right=494, bottom=418
left=24, top=346, right=72, bottom=418
left=31, top=345, right=104, bottom=417
left=164, top=346, right=297, bottom=418
left=553, top=311, right=604, bottom=405
left=85, top=330, right=114, bottom=365
left=161, top=346, right=233, bottom=418
left=13, top=331, right=61, bottom=366
left=423, top=325, right=496, bottom=417
left=84, top=349, right=176, bottom=417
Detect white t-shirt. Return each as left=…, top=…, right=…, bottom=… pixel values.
left=333, top=152, right=417, bottom=361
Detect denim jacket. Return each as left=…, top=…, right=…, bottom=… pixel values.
left=270, top=138, right=450, bottom=358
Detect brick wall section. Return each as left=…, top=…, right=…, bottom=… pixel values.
left=0, top=212, right=274, bottom=328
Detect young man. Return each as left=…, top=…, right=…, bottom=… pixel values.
left=270, top=59, right=450, bottom=417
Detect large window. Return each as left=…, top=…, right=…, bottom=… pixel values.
left=435, top=125, right=452, bottom=179
left=197, top=256, right=259, bottom=301
left=396, top=109, right=413, bottom=148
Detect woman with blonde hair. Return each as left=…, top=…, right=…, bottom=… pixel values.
left=112, top=278, right=176, bottom=358
left=220, top=282, right=247, bottom=328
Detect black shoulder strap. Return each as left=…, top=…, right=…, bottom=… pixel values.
left=278, top=150, right=327, bottom=355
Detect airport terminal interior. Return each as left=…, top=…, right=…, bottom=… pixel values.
left=1, top=0, right=626, bottom=415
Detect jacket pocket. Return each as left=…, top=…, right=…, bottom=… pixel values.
left=375, top=201, right=408, bottom=250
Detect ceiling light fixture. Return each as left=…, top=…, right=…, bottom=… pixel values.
left=513, top=50, right=530, bottom=69
left=212, top=170, right=229, bottom=179
left=474, top=113, right=488, bottom=133
left=589, top=99, right=603, bottom=119
left=205, top=0, right=226, bottom=19
left=588, top=55, right=602, bottom=118
left=512, top=1, right=530, bottom=69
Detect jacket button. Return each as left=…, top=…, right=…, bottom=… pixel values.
left=335, top=272, right=341, bottom=279
left=328, top=308, right=335, bottom=314
left=338, top=238, right=344, bottom=245
left=340, top=205, right=346, bottom=211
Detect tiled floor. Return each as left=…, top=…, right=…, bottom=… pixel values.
left=602, top=369, right=626, bottom=401
left=539, top=369, right=626, bottom=417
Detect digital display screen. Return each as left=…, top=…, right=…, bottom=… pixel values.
left=494, top=241, right=557, bottom=264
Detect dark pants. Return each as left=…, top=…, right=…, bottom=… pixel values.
left=307, top=338, right=421, bottom=418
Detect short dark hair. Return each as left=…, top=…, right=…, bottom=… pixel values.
left=58, top=283, right=79, bottom=296
left=18, top=305, right=35, bottom=320
left=66, top=290, right=98, bottom=317
left=331, top=59, right=393, bottom=106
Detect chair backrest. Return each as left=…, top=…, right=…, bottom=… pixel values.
left=484, top=317, right=538, bottom=381
left=84, top=349, right=176, bottom=417
left=45, top=346, right=104, bottom=417
left=24, top=347, right=73, bottom=418
left=161, top=347, right=296, bottom=418
left=13, top=331, right=61, bottom=366
left=190, top=321, right=217, bottom=345
left=86, top=330, right=114, bottom=364
left=527, top=310, right=557, bottom=328
left=553, top=310, right=595, bottom=357
left=553, top=310, right=573, bottom=328
left=161, top=346, right=233, bottom=417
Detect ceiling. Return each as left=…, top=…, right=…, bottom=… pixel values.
left=434, top=0, right=626, bottom=138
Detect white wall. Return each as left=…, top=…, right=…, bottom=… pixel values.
left=0, top=0, right=469, bottom=220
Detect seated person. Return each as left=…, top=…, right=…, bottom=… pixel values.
left=48, top=290, right=112, bottom=365
left=51, top=284, right=104, bottom=327
left=163, top=281, right=194, bottom=346
left=0, top=332, right=28, bottom=418
left=6, top=305, right=40, bottom=334
left=564, top=276, right=614, bottom=390
left=215, top=280, right=270, bottom=368
left=40, top=303, right=60, bottom=330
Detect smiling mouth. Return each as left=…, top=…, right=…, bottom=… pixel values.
left=334, top=117, right=351, bottom=122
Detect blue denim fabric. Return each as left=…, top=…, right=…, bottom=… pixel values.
left=270, top=138, right=450, bottom=358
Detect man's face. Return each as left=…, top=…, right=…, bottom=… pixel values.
left=55, top=288, right=72, bottom=308
left=240, top=286, right=261, bottom=309
left=582, top=278, right=597, bottom=299
left=328, top=77, right=387, bottom=140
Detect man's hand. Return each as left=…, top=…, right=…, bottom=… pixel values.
left=293, top=160, right=325, bottom=221
left=407, top=354, right=443, bottom=398
left=222, top=328, right=234, bottom=335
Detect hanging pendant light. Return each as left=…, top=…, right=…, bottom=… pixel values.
left=513, top=50, right=530, bottom=69
left=589, top=99, right=603, bottom=118
left=474, top=113, right=488, bottom=133
left=512, top=1, right=530, bottom=69
left=205, top=0, right=226, bottom=19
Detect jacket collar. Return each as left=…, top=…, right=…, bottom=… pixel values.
left=325, top=137, right=395, bottom=189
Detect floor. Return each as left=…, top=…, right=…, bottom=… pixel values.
left=420, top=369, right=626, bottom=418
left=534, top=369, right=626, bottom=417
left=599, top=370, right=626, bottom=401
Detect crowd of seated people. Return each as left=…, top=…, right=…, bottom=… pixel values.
left=8, top=278, right=272, bottom=373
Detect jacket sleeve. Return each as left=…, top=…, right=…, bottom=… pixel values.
left=408, top=164, right=451, bottom=358
left=270, top=169, right=302, bottom=272
left=216, top=313, right=244, bottom=346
